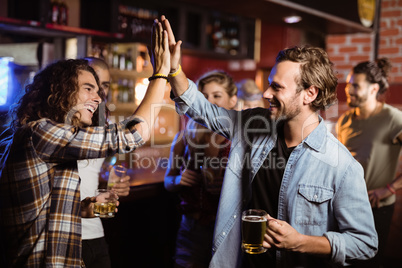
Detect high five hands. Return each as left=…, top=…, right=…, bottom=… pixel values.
left=153, top=15, right=182, bottom=74
left=150, top=17, right=170, bottom=76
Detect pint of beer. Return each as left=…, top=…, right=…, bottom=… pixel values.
left=241, top=209, right=268, bottom=254
left=94, top=189, right=118, bottom=218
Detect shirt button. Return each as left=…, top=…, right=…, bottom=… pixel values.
left=233, top=215, right=237, bottom=219
left=314, top=194, right=318, bottom=199
left=222, top=232, right=226, bottom=236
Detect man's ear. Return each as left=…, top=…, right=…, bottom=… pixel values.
left=303, top=85, right=319, bottom=105
left=370, top=83, right=380, bottom=97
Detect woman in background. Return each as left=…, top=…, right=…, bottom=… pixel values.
left=164, top=70, right=237, bottom=268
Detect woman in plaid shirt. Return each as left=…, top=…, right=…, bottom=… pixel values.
left=0, top=19, right=174, bottom=267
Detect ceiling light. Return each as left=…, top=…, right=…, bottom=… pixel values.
left=283, top=15, right=302, bottom=24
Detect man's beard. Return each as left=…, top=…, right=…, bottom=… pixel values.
left=347, top=95, right=367, bottom=108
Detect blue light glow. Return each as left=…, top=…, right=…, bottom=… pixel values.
left=0, top=57, right=13, bottom=106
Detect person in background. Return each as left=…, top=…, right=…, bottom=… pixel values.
left=235, top=78, right=264, bottom=110
left=0, top=20, right=170, bottom=267
left=164, top=70, right=237, bottom=268
left=78, top=57, right=132, bottom=268
left=337, top=58, right=402, bottom=267
left=159, top=15, right=378, bottom=267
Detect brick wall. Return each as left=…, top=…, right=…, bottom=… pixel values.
left=326, top=0, right=402, bottom=174
left=327, top=0, right=402, bottom=84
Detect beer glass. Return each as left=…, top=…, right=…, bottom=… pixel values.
left=107, top=165, right=127, bottom=189
left=93, top=189, right=118, bottom=218
left=241, top=209, right=268, bottom=254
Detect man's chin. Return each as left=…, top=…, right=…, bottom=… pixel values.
left=347, top=102, right=359, bottom=108
left=270, top=112, right=285, bottom=122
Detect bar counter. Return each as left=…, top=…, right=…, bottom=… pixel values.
left=125, top=167, right=167, bottom=201
left=102, top=163, right=180, bottom=268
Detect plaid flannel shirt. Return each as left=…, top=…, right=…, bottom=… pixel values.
left=0, top=118, right=143, bottom=267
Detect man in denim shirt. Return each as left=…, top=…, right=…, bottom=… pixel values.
left=160, top=16, right=377, bottom=267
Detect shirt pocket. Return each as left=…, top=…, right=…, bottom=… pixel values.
left=295, top=184, right=334, bottom=226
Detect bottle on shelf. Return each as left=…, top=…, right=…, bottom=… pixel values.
left=112, top=45, right=119, bottom=69
left=119, top=53, right=126, bottom=70
left=107, top=44, right=114, bottom=67
left=118, top=5, right=129, bottom=35
left=121, top=79, right=129, bottom=103
left=101, top=45, right=109, bottom=61
left=58, top=0, right=68, bottom=25
left=125, top=48, right=133, bottom=71
left=49, top=0, right=60, bottom=24
left=117, top=79, right=123, bottom=102
left=127, top=79, right=135, bottom=102
left=117, top=79, right=129, bottom=103
left=92, top=44, right=101, bottom=58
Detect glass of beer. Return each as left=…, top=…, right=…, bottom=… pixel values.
left=107, top=165, right=127, bottom=189
left=241, top=209, right=268, bottom=254
left=93, top=189, right=118, bottom=218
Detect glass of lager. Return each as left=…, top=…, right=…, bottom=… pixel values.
left=94, top=189, right=118, bottom=218
left=241, top=209, right=268, bottom=254
left=107, top=165, right=127, bottom=189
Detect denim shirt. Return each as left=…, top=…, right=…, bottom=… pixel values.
left=173, top=80, right=378, bottom=267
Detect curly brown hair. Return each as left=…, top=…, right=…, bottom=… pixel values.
left=276, top=46, right=338, bottom=111
left=10, top=59, right=103, bottom=131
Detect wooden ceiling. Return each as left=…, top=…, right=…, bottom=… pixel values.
left=175, top=0, right=374, bottom=35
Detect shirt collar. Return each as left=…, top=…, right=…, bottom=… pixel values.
left=302, top=116, right=327, bottom=152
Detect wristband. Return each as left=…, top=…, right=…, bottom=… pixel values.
left=169, top=65, right=182, bottom=77
left=148, top=75, right=169, bottom=82
left=153, top=73, right=168, bottom=77
left=387, top=184, right=396, bottom=194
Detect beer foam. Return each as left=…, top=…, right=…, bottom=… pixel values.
left=242, top=215, right=267, bottom=222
